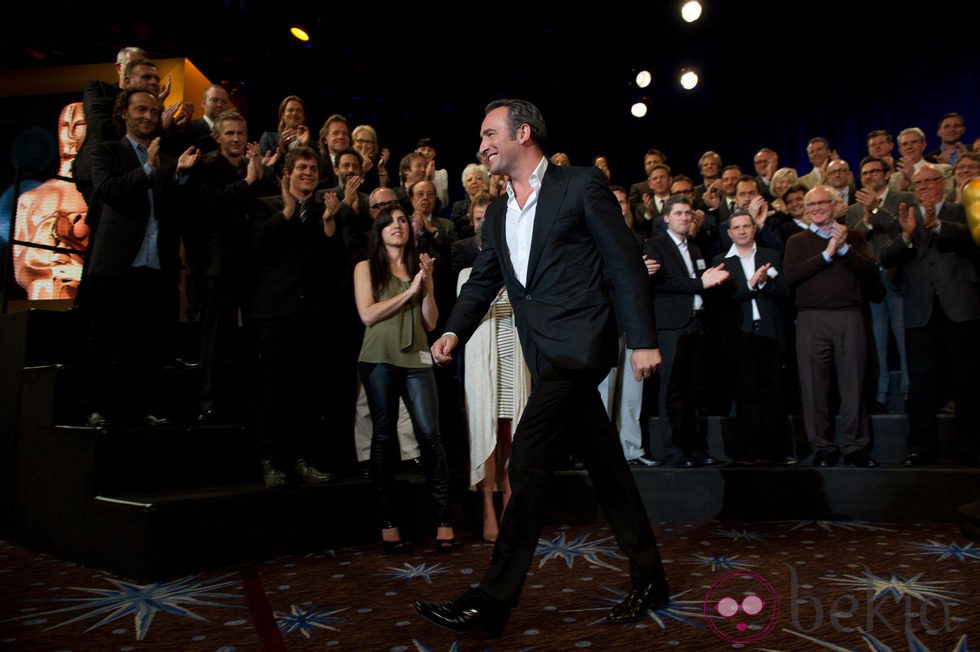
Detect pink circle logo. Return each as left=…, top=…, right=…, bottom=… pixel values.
left=703, top=571, right=779, bottom=644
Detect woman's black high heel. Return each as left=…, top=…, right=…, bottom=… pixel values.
left=381, top=522, right=413, bottom=554
left=435, top=522, right=458, bottom=553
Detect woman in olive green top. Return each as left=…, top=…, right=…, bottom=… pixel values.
left=354, top=208, right=456, bottom=553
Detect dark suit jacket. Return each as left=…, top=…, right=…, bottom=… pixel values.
left=627, top=180, right=649, bottom=220
left=74, top=81, right=121, bottom=190
left=447, top=164, right=656, bottom=375
left=191, top=151, right=277, bottom=280
left=845, top=188, right=915, bottom=286
left=451, top=236, right=481, bottom=277
left=87, top=137, right=182, bottom=278
left=879, top=202, right=980, bottom=327
left=249, top=195, right=349, bottom=320
left=710, top=246, right=790, bottom=352
left=182, top=117, right=218, bottom=155
left=643, top=234, right=710, bottom=331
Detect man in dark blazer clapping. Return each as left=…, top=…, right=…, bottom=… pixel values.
left=416, top=99, right=669, bottom=636
left=880, top=164, right=980, bottom=467
left=80, top=87, right=199, bottom=427
left=711, top=210, right=794, bottom=464
left=644, top=196, right=729, bottom=468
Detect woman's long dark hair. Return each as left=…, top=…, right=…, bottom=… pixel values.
left=367, top=208, right=420, bottom=301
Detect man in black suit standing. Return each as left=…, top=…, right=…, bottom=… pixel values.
left=415, top=99, right=669, bottom=635
left=644, top=196, right=729, bottom=467
left=80, top=87, right=199, bottom=427
left=249, top=146, right=350, bottom=486
left=712, top=210, right=795, bottom=464
left=188, top=109, right=276, bottom=423
left=880, top=164, right=980, bottom=466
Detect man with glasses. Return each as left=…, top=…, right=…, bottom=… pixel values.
left=784, top=186, right=880, bottom=468
left=846, top=157, right=915, bottom=414
left=880, top=165, right=980, bottom=467
left=952, top=152, right=980, bottom=204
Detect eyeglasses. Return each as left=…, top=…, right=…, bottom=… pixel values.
left=804, top=199, right=834, bottom=208
left=912, top=176, right=944, bottom=187
left=860, top=169, right=886, bottom=176
left=827, top=168, right=850, bottom=175
left=354, top=138, right=375, bottom=145
left=370, top=199, right=401, bottom=210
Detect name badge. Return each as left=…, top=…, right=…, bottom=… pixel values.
left=696, top=258, right=706, bottom=271
left=419, top=350, right=433, bottom=365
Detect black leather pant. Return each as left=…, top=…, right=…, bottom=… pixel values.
left=359, top=362, right=450, bottom=526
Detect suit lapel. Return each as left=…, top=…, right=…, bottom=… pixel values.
left=525, top=165, right=566, bottom=288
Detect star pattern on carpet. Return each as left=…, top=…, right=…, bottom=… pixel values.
left=822, top=570, right=967, bottom=605
left=534, top=532, right=626, bottom=571
left=275, top=602, right=348, bottom=638
left=685, top=552, right=758, bottom=572
left=378, top=561, right=451, bottom=584
left=3, top=573, right=242, bottom=640
left=908, top=541, right=980, bottom=563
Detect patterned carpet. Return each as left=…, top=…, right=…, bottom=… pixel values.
left=1, top=519, right=976, bottom=651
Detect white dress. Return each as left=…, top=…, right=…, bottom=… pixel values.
left=457, top=268, right=532, bottom=489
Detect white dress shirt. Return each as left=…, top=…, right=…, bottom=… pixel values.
left=505, top=156, right=548, bottom=286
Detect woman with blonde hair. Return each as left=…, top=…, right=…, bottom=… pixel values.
left=351, top=124, right=390, bottom=192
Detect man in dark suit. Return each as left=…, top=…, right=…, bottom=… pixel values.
left=315, top=147, right=373, bottom=264
left=180, top=84, right=230, bottom=155
left=188, top=109, right=277, bottom=423
left=73, top=46, right=146, bottom=209
left=880, top=164, right=980, bottom=466
left=79, top=87, right=198, bottom=427
left=415, top=99, right=669, bottom=635
left=631, top=163, right=673, bottom=240
left=644, top=196, right=729, bottom=467
left=626, top=148, right=666, bottom=224
left=249, top=146, right=351, bottom=486
left=827, top=159, right=858, bottom=206
left=712, top=210, right=794, bottom=464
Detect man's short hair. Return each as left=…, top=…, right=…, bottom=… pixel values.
left=284, top=146, right=319, bottom=173
left=484, top=98, right=549, bottom=151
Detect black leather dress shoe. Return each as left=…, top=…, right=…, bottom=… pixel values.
left=293, top=458, right=334, bottom=483
left=414, top=588, right=509, bottom=636
left=628, top=455, right=663, bottom=467
left=812, top=449, right=840, bottom=468
left=85, top=411, right=110, bottom=428
left=672, top=455, right=696, bottom=468
left=902, top=452, right=934, bottom=467
left=143, top=414, right=171, bottom=426
left=607, top=580, right=670, bottom=624
left=261, top=460, right=288, bottom=487
left=691, top=451, right=717, bottom=466
left=844, top=450, right=879, bottom=468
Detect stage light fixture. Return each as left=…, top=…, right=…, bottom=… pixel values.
left=680, top=69, right=699, bottom=90
left=635, top=69, right=652, bottom=89
left=631, top=100, right=648, bottom=118
left=290, top=26, right=310, bottom=42
left=681, top=1, right=703, bottom=23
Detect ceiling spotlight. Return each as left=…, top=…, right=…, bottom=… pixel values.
left=290, top=26, right=310, bottom=42
left=681, top=1, right=703, bottom=22
left=679, top=69, right=699, bottom=90
left=631, top=101, right=648, bottom=118
left=635, top=69, right=652, bottom=89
